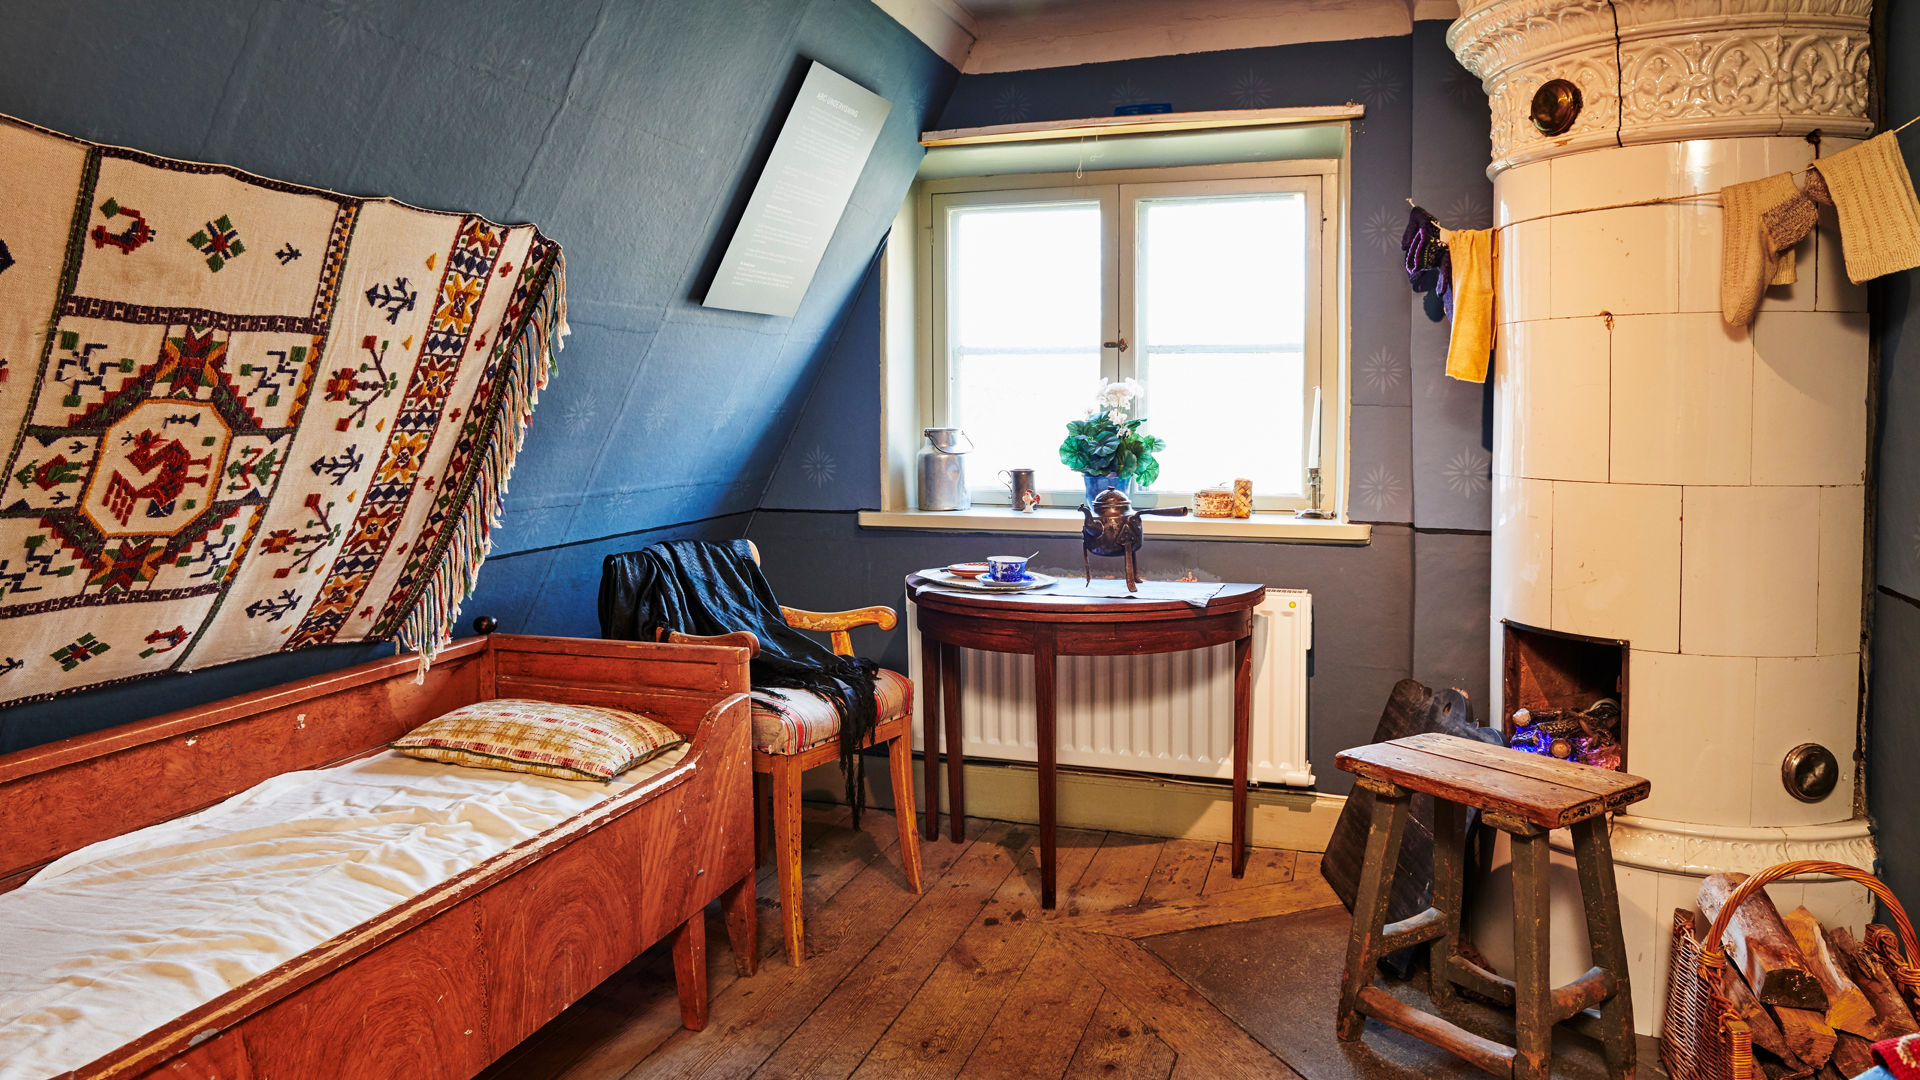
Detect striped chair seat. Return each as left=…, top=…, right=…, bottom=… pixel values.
left=749, top=668, right=913, bottom=755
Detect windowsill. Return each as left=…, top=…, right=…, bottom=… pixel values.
left=855, top=507, right=1371, bottom=544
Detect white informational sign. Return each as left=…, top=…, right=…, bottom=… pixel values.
left=703, top=62, right=892, bottom=317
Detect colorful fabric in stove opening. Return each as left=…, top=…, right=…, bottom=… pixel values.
left=1507, top=699, right=1622, bottom=769
left=0, top=113, right=567, bottom=708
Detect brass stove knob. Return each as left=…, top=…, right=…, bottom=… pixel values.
left=1781, top=742, right=1840, bottom=803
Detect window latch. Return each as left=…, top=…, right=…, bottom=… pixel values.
left=1102, top=337, right=1129, bottom=352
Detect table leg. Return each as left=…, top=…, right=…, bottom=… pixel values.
left=1231, top=633, right=1253, bottom=878
left=920, top=630, right=942, bottom=842
left=1035, top=642, right=1058, bottom=909
left=942, top=643, right=966, bottom=842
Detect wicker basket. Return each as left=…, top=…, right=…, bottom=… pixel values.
left=1661, top=860, right=1920, bottom=1080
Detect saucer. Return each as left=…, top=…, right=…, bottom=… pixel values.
left=926, top=569, right=1056, bottom=592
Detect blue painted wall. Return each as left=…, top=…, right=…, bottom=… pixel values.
left=0, top=0, right=956, bottom=750
left=754, top=23, right=1497, bottom=794
left=1870, top=1, right=1920, bottom=912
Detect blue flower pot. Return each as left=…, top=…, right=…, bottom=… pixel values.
left=1082, top=474, right=1133, bottom=502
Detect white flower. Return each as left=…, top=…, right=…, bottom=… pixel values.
left=1090, top=377, right=1143, bottom=419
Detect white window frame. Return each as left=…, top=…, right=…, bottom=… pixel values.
left=918, top=159, right=1344, bottom=514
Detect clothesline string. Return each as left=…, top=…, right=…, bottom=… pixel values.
left=1492, top=191, right=1721, bottom=232
left=1412, top=115, right=1920, bottom=234
left=1409, top=111, right=1920, bottom=373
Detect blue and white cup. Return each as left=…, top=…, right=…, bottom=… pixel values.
left=987, top=555, right=1029, bottom=583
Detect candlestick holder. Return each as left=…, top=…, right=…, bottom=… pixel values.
left=1295, top=466, right=1336, bottom=519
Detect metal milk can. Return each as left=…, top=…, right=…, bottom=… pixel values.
left=917, top=427, right=973, bottom=511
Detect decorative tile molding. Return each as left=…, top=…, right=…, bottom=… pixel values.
left=1447, top=0, right=1872, bottom=175
left=1591, top=814, right=1877, bottom=877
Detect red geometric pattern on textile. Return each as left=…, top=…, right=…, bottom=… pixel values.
left=0, top=116, right=562, bottom=711
left=1876, top=1035, right=1920, bottom=1080
left=285, top=217, right=503, bottom=649
left=368, top=238, right=552, bottom=638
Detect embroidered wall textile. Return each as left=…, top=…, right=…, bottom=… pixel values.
left=0, top=115, right=565, bottom=707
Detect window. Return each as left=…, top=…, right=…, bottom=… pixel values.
left=923, top=161, right=1338, bottom=511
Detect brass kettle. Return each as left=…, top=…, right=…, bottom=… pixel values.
left=1079, top=488, right=1188, bottom=592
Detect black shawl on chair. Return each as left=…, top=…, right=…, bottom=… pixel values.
left=597, top=538, right=882, bottom=821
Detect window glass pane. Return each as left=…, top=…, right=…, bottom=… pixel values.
left=948, top=202, right=1102, bottom=492
left=952, top=203, right=1100, bottom=349
left=1136, top=193, right=1309, bottom=496
left=1140, top=352, right=1303, bottom=494
left=1139, top=194, right=1305, bottom=347
left=954, top=354, right=1100, bottom=493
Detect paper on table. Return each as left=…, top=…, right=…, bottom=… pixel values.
left=914, top=571, right=1229, bottom=608
left=1060, top=578, right=1228, bottom=607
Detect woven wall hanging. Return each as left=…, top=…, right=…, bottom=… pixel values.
left=0, top=114, right=566, bottom=707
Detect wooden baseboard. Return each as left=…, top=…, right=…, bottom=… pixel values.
left=797, top=754, right=1345, bottom=853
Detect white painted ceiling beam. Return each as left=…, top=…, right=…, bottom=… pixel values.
left=871, top=0, right=979, bottom=70
left=874, top=0, right=1464, bottom=78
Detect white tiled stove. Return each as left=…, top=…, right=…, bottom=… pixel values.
left=1450, top=0, right=1878, bottom=1036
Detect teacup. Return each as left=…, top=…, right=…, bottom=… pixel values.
left=987, top=555, right=1029, bottom=583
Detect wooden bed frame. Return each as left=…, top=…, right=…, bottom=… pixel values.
left=0, top=633, right=758, bottom=1080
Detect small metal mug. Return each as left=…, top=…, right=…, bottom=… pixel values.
left=1000, top=468, right=1040, bottom=512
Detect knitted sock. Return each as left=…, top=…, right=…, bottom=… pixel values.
left=1760, top=191, right=1818, bottom=281
left=1805, top=166, right=1834, bottom=207
left=1813, top=132, right=1920, bottom=284
left=1720, top=172, right=1802, bottom=326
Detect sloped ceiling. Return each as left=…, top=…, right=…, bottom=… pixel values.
left=0, top=0, right=954, bottom=559
left=0, top=0, right=957, bottom=746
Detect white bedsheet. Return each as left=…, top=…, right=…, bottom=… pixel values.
left=0, top=746, right=687, bottom=1080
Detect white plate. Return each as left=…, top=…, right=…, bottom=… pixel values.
left=923, top=569, right=1057, bottom=592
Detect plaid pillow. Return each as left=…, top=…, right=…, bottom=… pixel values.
left=390, top=699, right=685, bottom=782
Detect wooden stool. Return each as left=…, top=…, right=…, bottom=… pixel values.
left=1333, top=732, right=1651, bottom=1080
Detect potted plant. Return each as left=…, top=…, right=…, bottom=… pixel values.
left=1058, top=377, right=1165, bottom=502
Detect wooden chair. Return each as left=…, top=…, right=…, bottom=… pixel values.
left=662, top=542, right=924, bottom=967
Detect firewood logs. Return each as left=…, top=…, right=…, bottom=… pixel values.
left=1785, top=906, right=1878, bottom=1038
left=1692, top=875, right=1920, bottom=1077
left=1832, top=1032, right=1876, bottom=1078
left=1828, top=925, right=1920, bottom=1038
left=1769, top=1002, right=1838, bottom=1070
left=1714, top=919, right=1795, bottom=1061
left=1698, top=874, right=1829, bottom=1010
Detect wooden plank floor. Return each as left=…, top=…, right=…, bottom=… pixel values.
left=478, top=806, right=1344, bottom=1080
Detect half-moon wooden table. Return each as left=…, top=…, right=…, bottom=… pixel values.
left=907, top=573, right=1268, bottom=909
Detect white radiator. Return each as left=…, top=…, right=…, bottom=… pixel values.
left=905, top=588, right=1314, bottom=788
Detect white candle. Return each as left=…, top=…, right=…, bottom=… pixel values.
left=1306, top=386, right=1322, bottom=469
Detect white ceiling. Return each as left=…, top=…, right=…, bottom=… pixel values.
left=878, top=0, right=1460, bottom=73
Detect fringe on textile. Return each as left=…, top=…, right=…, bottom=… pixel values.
left=395, top=251, right=569, bottom=672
